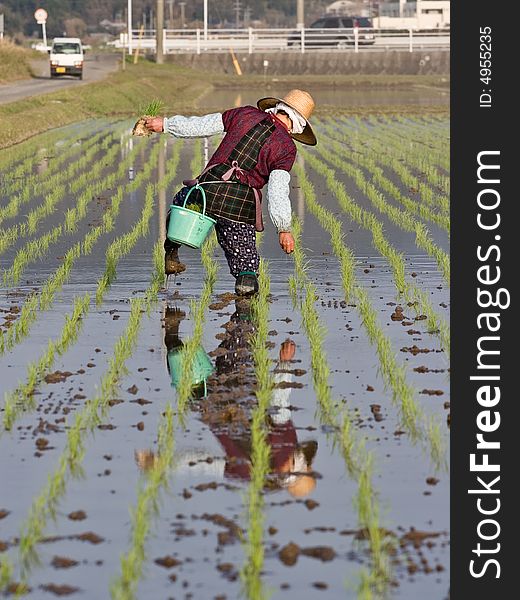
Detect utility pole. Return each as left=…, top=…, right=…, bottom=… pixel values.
left=204, top=0, right=208, bottom=40
left=156, top=0, right=164, bottom=63
left=166, top=0, right=174, bottom=28
left=234, top=0, right=242, bottom=29
left=296, top=0, right=304, bottom=29
left=127, top=0, right=133, bottom=55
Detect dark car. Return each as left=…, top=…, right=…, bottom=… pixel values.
left=288, top=16, right=376, bottom=48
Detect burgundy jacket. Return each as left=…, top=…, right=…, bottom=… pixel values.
left=205, top=106, right=298, bottom=189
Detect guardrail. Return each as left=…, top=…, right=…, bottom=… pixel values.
left=114, top=27, right=450, bottom=54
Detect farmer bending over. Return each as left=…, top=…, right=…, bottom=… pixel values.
left=144, top=89, right=317, bottom=296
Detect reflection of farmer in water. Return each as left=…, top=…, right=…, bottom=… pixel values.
left=143, top=90, right=317, bottom=296
left=136, top=303, right=317, bottom=498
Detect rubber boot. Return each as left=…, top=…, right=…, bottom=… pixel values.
left=165, top=246, right=186, bottom=275
left=235, top=271, right=259, bottom=296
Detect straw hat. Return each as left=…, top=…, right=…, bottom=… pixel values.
left=257, top=89, right=317, bottom=146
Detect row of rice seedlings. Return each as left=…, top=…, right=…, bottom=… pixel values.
left=1, top=139, right=175, bottom=362
left=317, top=130, right=450, bottom=234
left=293, top=168, right=447, bottom=464
left=0, top=125, right=101, bottom=190
left=110, top=235, right=220, bottom=600
left=2, top=136, right=150, bottom=281
left=109, top=406, right=176, bottom=600
left=1, top=295, right=91, bottom=430
left=240, top=259, right=272, bottom=600
left=0, top=126, right=113, bottom=214
left=0, top=244, right=166, bottom=588
left=304, top=147, right=451, bottom=284
left=289, top=220, right=392, bottom=593
left=0, top=138, right=122, bottom=257
left=325, top=116, right=450, bottom=210
left=174, top=231, right=219, bottom=417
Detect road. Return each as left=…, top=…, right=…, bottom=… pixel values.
left=0, top=54, right=120, bottom=106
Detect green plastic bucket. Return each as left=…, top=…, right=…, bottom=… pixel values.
left=167, top=185, right=216, bottom=248
left=168, top=344, right=214, bottom=389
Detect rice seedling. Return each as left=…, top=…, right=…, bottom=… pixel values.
left=139, top=99, right=164, bottom=117
left=240, top=259, right=272, bottom=600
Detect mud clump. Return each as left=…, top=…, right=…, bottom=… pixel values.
left=400, top=527, right=441, bottom=549
left=313, top=582, right=328, bottom=590
left=35, top=437, right=50, bottom=451
left=279, top=542, right=300, bottom=566
left=155, top=555, right=182, bottom=568
left=127, top=384, right=138, bottom=395
left=44, top=371, right=73, bottom=384
left=400, top=345, right=433, bottom=355
left=304, top=499, right=319, bottom=511
left=68, top=510, right=87, bottom=521
left=390, top=306, right=404, bottom=321
left=279, top=542, right=336, bottom=565
left=40, top=583, right=79, bottom=595
left=421, top=389, right=444, bottom=396
left=301, top=546, right=336, bottom=562
left=76, top=532, right=104, bottom=544
left=275, top=381, right=304, bottom=389
left=51, top=556, right=79, bottom=569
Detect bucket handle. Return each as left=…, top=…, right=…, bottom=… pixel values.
left=182, top=184, right=208, bottom=218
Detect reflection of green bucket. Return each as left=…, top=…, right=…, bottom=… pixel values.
left=167, top=185, right=216, bottom=248
left=168, top=345, right=214, bottom=389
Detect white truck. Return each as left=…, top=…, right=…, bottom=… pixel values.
left=49, top=37, right=84, bottom=79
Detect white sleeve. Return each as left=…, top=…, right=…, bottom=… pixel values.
left=163, top=113, right=224, bottom=138
left=267, top=169, right=292, bottom=233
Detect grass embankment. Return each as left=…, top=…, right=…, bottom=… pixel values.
left=0, top=54, right=449, bottom=150
left=0, top=61, right=210, bottom=149
left=0, top=41, right=40, bottom=84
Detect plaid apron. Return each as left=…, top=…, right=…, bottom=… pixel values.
left=186, top=117, right=276, bottom=230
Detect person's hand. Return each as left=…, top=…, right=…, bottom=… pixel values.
left=280, top=339, right=296, bottom=362
left=279, top=231, right=295, bottom=254
left=143, top=116, right=164, bottom=133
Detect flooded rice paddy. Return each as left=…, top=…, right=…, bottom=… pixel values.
left=0, top=104, right=449, bottom=599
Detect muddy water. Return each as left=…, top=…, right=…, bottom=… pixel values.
left=0, top=102, right=449, bottom=599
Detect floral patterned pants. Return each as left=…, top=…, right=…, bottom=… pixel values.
left=165, top=188, right=259, bottom=278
